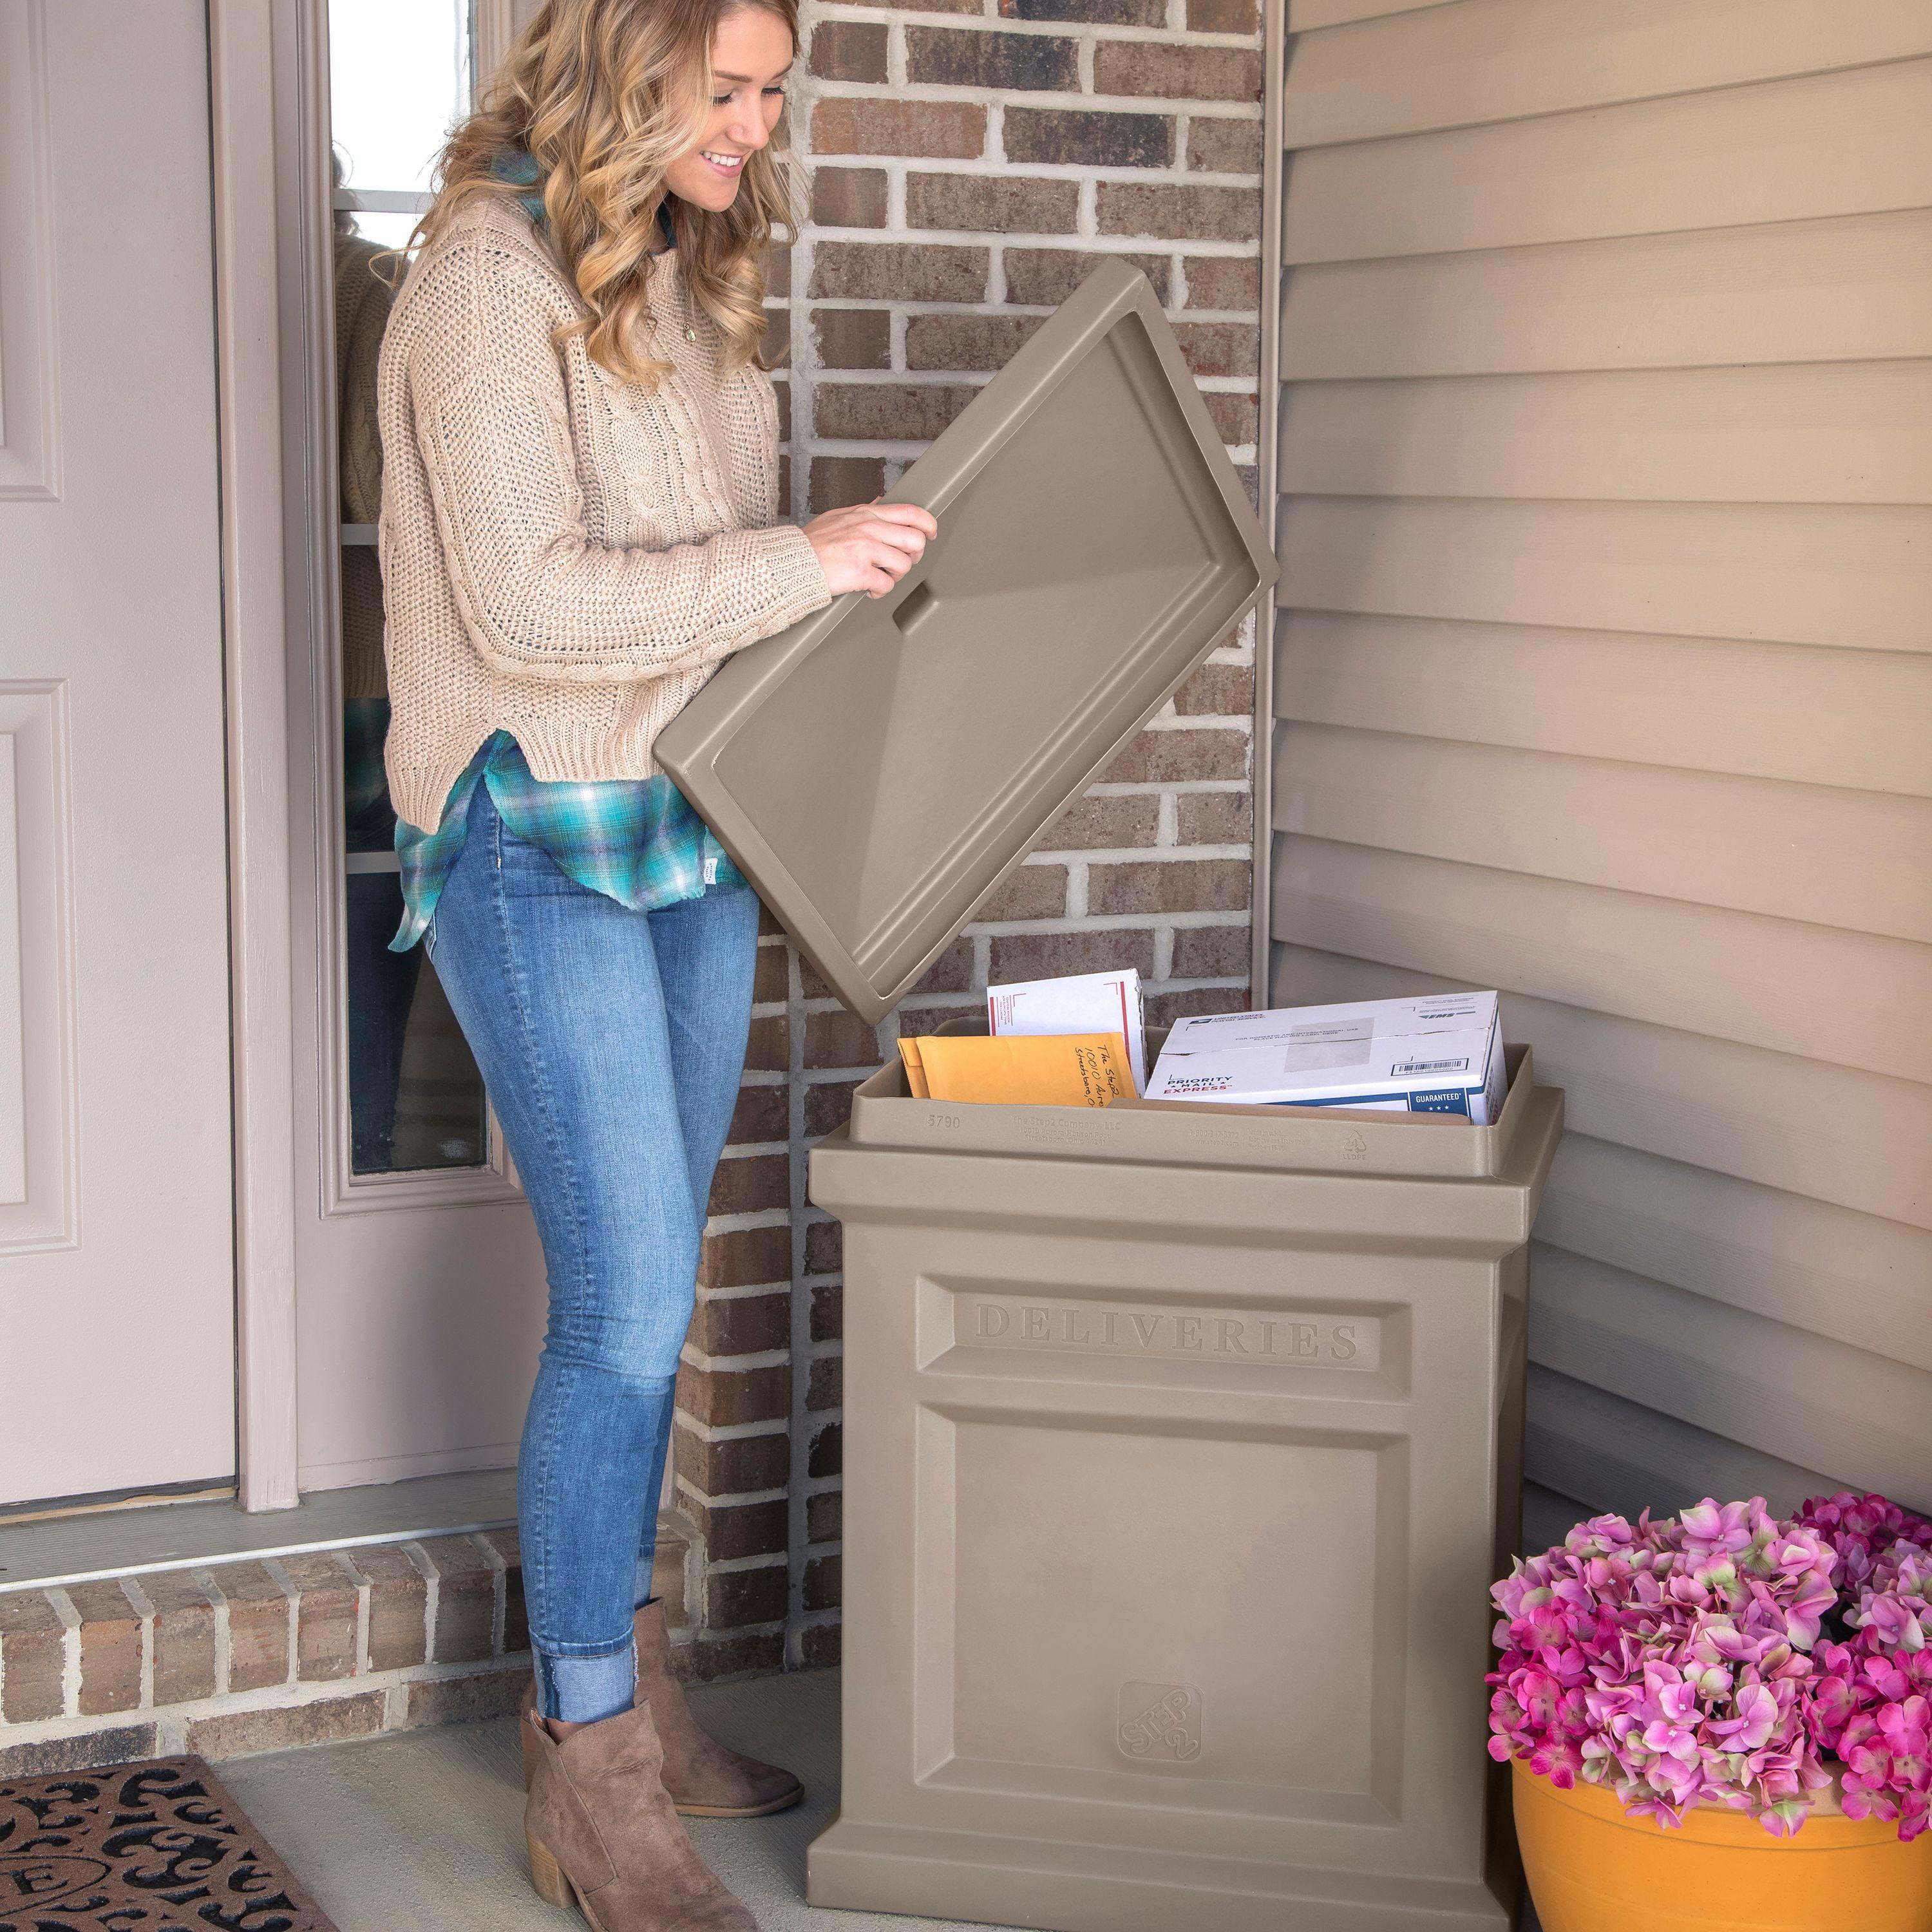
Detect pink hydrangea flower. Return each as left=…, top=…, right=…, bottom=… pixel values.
left=1680, top=1499, right=1757, bottom=1555
left=1490, top=1493, right=1932, bottom=1841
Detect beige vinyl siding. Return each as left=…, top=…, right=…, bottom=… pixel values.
left=1268, top=0, right=1932, bottom=1549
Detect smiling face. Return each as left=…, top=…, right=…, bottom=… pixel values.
left=662, top=6, right=794, bottom=214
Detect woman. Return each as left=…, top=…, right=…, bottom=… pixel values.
left=377, top=1, right=934, bottom=1923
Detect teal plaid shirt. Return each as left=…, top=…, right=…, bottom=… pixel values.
left=388, top=732, right=745, bottom=952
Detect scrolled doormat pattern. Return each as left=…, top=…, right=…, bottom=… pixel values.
left=0, top=1756, right=336, bottom=1931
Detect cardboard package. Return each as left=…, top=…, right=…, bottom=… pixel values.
left=1145, top=991, right=1508, bottom=1123
left=987, top=967, right=1147, bottom=1094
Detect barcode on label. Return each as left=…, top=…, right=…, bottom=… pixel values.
left=1393, top=1057, right=1469, bottom=1075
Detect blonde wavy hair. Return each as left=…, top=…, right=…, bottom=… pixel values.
left=413, top=0, right=799, bottom=385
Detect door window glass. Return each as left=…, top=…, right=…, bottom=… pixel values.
left=330, top=1, right=488, bottom=1173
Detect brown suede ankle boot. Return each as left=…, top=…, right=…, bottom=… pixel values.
left=524, top=1700, right=757, bottom=1932
left=522, top=1603, right=803, bottom=1818
left=635, top=1599, right=804, bottom=1817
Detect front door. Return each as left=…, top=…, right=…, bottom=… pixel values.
left=0, top=0, right=236, bottom=1504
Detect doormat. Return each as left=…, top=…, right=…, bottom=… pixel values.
left=0, top=1756, right=336, bottom=1931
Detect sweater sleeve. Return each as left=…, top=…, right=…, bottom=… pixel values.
left=403, top=242, right=831, bottom=686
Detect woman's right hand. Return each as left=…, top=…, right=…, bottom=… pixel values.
left=804, top=499, right=938, bottom=599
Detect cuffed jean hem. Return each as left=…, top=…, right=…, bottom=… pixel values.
left=535, top=1642, right=637, bottom=1725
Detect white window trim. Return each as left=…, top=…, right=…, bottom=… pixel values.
left=305, top=0, right=523, bottom=1215
left=211, top=0, right=301, bottom=1512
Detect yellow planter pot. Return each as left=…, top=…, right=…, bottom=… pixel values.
left=1514, top=1759, right=1932, bottom=1932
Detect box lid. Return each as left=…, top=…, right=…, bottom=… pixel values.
left=653, top=260, right=1279, bottom=1023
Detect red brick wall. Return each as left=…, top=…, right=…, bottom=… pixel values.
left=674, top=0, right=1265, bottom=1672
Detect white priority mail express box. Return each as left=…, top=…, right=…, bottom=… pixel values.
left=987, top=967, right=1148, bottom=1095
left=1144, top=991, right=1507, bottom=1122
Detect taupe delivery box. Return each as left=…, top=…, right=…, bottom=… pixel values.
left=808, top=1032, right=1562, bottom=1932
left=660, top=261, right=1558, bottom=1929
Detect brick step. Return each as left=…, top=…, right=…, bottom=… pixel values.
left=0, top=1523, right=729, bottom=1776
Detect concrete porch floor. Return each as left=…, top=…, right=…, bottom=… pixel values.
left=222, top=1665, right=1541, bottom=1931
left=222, top=1667, right=988, bottom=1932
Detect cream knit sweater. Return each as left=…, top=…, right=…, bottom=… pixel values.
left=375, top=196, right=831, bottom=833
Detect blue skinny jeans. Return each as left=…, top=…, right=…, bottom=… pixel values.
left=426, top=782, right=758, bottom=1722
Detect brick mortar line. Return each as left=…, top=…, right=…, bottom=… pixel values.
left=809, top=76, right=1264, bottom=110
left=259, top=1560, right=303, bottom=1690
left=673, top=1414, right=790, bottom=1443
left=804, top=223, right=1259, bottom=252
left=50, top=1591, right=81, bottom=1719
left=811, top=153, right=1265, bottom=186
left=403, top=1543, right=438, bottom=1671
left=953, top=911, right=1256, bottom=933
left=689, top=1484, right=791, bottom=1509
left=699, top=1279, right=799, bottom=1303
left=124, top=1578, right=156, bottom=1710
left=478, top=1533, right=509, bottom=1659
left=817, top=9, right=1258, bottom=47
left=815, top=147, right=1264, bottom=181
left=705, top=1551, right=790, bottom=1577
left=701, top=1206, right=793, bottom=1231
left=793, top=289, right=1262, bottom=311
left=681, top=1345, right=792, bottom=1373
left=200, top=1569, right=233, bottom=1698
left=351, top=1557, right=374, bottom=1676
left=878, top=15, right=1263, bottom=60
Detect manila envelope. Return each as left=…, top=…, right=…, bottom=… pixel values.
left=898, top=1033, right=1133, bottom=1108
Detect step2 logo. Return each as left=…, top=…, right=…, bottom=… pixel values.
left=1117, top=1681, right=1202, bottom=1763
